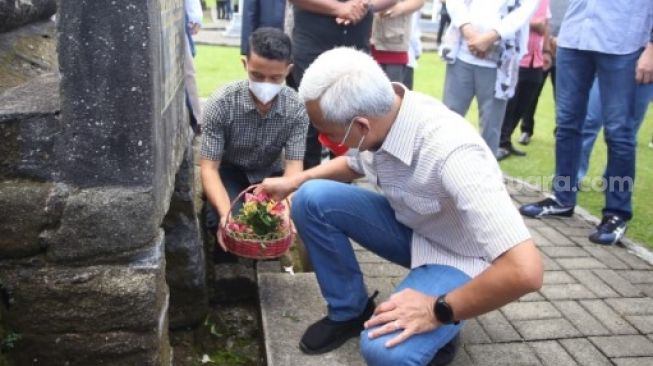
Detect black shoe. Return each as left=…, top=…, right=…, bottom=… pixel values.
left=429, top=335, right=460, bottom=366
left=299, top=291, right=379, bottom=354
left=518, top=132, right=531, bottom=145
left=508, top=145, right=526, bottom=156
left=589, top=214, right=628, bottom=245
left=519, top=197, right=574, bottom=218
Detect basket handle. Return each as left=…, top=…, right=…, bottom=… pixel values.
left=221, top=184, right=291, bottom=229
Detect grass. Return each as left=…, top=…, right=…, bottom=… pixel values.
left=194, top=45, right=653, bottom=249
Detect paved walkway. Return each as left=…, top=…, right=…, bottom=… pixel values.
left=259, top=179, right=653, bottom=366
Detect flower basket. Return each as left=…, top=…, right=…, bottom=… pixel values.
left=220, top=185, right=294, bottom=259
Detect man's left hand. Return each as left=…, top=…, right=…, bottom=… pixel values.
left=363, top=288, right=440, bottom=348
left=636, top=43, right=653, bottom=84
left=467, top=30, right=500, bottom=59
left=543, top=52, right=553, bottom=71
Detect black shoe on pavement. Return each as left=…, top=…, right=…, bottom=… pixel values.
left=299, top=291, right=379, bottom=355
left=589, top=214, right=628, bottom=245
left=519, top=197, right=575, bottom=218
left=429, top=335, right=460, bottom=366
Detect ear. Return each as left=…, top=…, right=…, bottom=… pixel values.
left=286, top=63, right=294, bottom=76
left=353, top=117, right=371, bottom=135
left=241, top=57, right=248, bottom=71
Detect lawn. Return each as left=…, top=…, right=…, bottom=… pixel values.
left=193, top=45, right=653, bottom=249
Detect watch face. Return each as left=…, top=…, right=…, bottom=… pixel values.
left=435, top=295, right=454, bottom=324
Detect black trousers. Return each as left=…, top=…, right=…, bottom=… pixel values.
left=500, top=67, right=544, bottom=148
left=521, top=65, right=556, bottom=136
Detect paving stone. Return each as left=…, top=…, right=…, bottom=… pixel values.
left=450, top=346, right=474, bottom=366
left=638, top=284, right=653, bottom=298
left=604, top=247, right=652, bottom=270
left=605, top=298, right=653, bottom=316
left=529, top=341, right=578, bottom=366
left=589, top=335, right=653, bottom=357
left=360, top=262, right=408, bottom=278
left=501, top=302, right=561, bottom=321
left=513, top=318, right=581, bottom=340
left=556, top=257, right=607, bottom=270
left=559, top=338, right=612, bottom=366
left=618, top=270, right=653, bottom=284
left=554, top=226, right=595, bottom=237
left=477, top=310, right=522, bottom=342
left=541, top=253, right=562, bottom=271
left=540, top=246, right=590, bottom=258
left=523, top=217, right=550, bottom=228
left=570, top=236, right=597, bottom=248
left=543, top=271, right=577, bottom=285
left=519, top=292, right=546, bottom=302
left=594, top=270, right=645, bottom=297
left=580, top=300, right=638, bottom=335
left=534, top=227, right=575, bottom=246
left=553, top=301, right=611, bottom=336
left=625, top=315, right=653, bottom=334
left=584, top=246, right=630, bottom=270
left=540, top=284, right=597, bottom=300
left=467, top=343, right=541, bottom=365
left=568, top=270, right=619, bottom=298
left=355, top=250, right=386, bottom=263
left=461, top=318, right=491, bottom=344
left=612, top=357, right=653, bottom=366
left=530, top=229, right=554, bottom=247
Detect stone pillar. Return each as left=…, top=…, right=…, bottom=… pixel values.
left=0, top=0, right=206, bottom=364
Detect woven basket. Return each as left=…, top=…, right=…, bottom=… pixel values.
left=220, top=185, right=294, bottom=259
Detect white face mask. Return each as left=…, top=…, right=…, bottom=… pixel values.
left=249, top=81, right=283, bottom=104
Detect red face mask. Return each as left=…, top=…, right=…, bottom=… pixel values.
left=318, top=133, right=349, bottom=156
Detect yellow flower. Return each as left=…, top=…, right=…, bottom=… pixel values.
left=243, top=201, right=257, bottom=215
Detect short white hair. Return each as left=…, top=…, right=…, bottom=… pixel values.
left=298, top=47, right=395, bottom=125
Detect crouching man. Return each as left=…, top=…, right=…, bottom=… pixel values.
left=200, top=27, right=309, bottom=255
left=258, top=47, right=543, bottom=366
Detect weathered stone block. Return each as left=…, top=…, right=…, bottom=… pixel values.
left=10, top=329, right=171, bottom=366
left=0, top=74, right=61, bottom=181
left=0, top=233, right=167, bottom=334
left=45, top=187, right=161, bottom=263
left=0, top=0, right=57, bottom=33
left=0, top=180, right=67, bottom=258
left=165, top=146, right=208, bottom=329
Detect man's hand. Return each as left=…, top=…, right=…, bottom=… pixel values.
left=543, top=51, right=552, bottom=71
left=188, top=22, right=200, bottom=35
left=335, top=0, right=369, bottom=25
left=636, top=43, right=653, bottom=84
left=363, top=289, right=440, bottom=348
left=216, top=216, right=229, bottom=252
left=256, top=175, right=301, bottom=202
left=467, top=30, right=500, bottom=59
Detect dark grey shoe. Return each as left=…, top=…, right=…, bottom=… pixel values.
left=299, top=291, right=379, bottom=354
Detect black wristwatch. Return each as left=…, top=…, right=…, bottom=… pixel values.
left=434, top=293, right=459, bottom=325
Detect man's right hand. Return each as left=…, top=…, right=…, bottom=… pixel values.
left=336, top=0, right=369, bottom=25
left=256, top=175, right=302, bottom=202
left=216, top=216, right=229, bottom=252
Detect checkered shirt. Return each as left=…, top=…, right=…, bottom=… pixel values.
left=200, top=80, right=309, bottom=183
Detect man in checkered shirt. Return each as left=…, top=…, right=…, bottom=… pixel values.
left=200, top=27, right=309, bottom=254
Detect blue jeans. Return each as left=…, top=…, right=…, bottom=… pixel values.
left=292, top=180, right=471, bottom=366
left=554, top=47, right=641, bottom=220
left=578, top=79, right=653, bottom=181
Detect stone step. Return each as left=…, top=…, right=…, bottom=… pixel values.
left=259, top=271, right=368, bottom=366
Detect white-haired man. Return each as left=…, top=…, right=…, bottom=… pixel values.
left=258, top=48, right=543, bottom=366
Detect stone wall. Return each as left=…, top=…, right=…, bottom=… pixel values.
left=0, top=0, right=207, bottom=364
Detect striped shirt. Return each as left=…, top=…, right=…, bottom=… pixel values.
left=347, top=85, right=531, bottom=277
left=200, top=80, right=310, bottom=183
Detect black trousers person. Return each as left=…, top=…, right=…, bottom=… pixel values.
left=498, top=67, right=544, bottom=158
